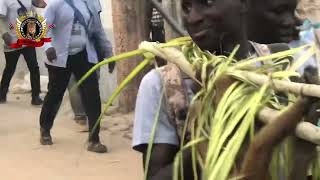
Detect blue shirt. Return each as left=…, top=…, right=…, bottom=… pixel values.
left=43, top=0, right=103, bottom=67
left=68, top=0, right=91, bottom=55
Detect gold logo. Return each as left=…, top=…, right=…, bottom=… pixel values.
left=16, top=11, right=48, bottom=42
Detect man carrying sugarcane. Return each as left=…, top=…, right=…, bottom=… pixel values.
left=39, top=0, right=113, bottom=153
left=132, top=0, right=319, bottom=179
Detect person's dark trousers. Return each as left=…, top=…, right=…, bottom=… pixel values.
left=40, top=51, right=101, bottom=142
left=67, top=69, right=100, bottom=121
left=0, top=47, right=41, bottom=98
left=40, top=50, right=101, bottom=143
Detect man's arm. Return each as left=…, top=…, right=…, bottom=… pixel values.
left=133, top=70, right=195, bottom=180
left=42, top=0, right=58, bottom=62
left=93, top=0, right=102, bottom=14
left=42, top=0, right=58, bottom=51
left=91, top=13, right=114, bottom=72
left=143, top=145, right=195, bottom=180
left=0, top=0, right=12, bottom=45
left=142, top=144, right=178, bottom=179
left=0, top=16, right=13, bottom=46
left=94, top=22, right=113, bottom=59
left=90, top=0, right=113, bottom=60
left=0, top=16, right=10, bottom=36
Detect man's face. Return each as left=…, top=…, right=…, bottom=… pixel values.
left=181, top=0, right=246, bottom=52
left=248, top=0, right=298, bottom=43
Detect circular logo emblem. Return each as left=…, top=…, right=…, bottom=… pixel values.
left=16, top=12, right=47, bottom=41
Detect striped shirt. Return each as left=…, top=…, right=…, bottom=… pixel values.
left=151, top=8, right=163, bottom=27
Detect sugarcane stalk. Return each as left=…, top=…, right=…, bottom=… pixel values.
left=230, top=70, right=320, bottom=98
left=139, top=41, right=201, bottom=85
left=258, top=107, right=320, bottom=145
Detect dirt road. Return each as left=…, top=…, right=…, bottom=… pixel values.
left=0, top=93, right=143, bottom=180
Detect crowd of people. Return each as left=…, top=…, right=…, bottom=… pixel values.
left=0, top=0, right=114, bottom=153
left=0, top=0, right=320, bottom=179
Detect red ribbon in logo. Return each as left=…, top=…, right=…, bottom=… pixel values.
left=10, top=38, right=52, bottom=48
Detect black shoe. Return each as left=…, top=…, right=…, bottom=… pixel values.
left=87, top=142, right=108, bottom=153
left=40, top=129, right=53, bottom=145
left=0, top=96, right=6, bottom=104
left=31, top=96, right=43, bottom=105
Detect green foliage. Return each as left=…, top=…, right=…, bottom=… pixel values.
left=75, top=37, right=318, bottom=180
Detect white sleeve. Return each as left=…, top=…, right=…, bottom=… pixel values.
left=132, top=70, right=179, bottom=150
left=42, top=0, right=58, bottom=51
left=0, top=0, right=8, bottom=16
left=94, top=0, right=102, bottom=14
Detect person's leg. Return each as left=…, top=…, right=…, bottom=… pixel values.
left=67, top=74, right=87, bottom=122
left=21, top=47, right=42, bottom=105
left=39, top=64, right=71, bottom=145
left=69, top=50, right=106, bottom=153
left=0, top=49, right=21, bottom=102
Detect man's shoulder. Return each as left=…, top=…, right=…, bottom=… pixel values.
left=1, top=0, right=8, bottom=6
left=2, top=0, right=15, bottom=9
left=140, top=69, right=162, bottom=89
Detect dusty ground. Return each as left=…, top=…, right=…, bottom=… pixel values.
left=0, top=92, right=143, bottom=180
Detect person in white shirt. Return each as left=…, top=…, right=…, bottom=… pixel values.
left=0, top=0, right=45, bottom=105
left=67, top=0, right=114, bottom=127
left=39, top=0, right=113, bottom=153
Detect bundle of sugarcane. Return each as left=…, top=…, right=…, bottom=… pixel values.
left=73, top=37, right=320, bottom=180
left=172, top=42, right=320, bottom=180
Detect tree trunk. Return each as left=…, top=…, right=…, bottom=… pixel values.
left=112, top=0, right=150, bottom=113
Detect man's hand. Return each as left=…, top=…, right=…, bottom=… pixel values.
left=2, top=32, right=13, bottom=46
left=46, top=47, right=57, bottom=62
left=108, top=62, right=115, bottom=73
left=302, top=66, right=320, bottom=104
left=302, top=66, right=320, bottom=124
